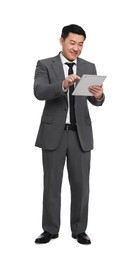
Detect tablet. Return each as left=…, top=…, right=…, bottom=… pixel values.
left=72, top=74, right=107, bottom=96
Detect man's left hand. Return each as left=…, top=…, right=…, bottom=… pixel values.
left=88, top=85, right=104, bottom=100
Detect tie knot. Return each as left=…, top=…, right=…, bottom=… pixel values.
left=65, top=62, right=75, bottom=69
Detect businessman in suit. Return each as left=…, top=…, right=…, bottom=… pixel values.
left=34, top=24, right=105, bottom=245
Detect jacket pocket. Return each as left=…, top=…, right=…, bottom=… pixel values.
left=41, top=114, right=53, bottom=124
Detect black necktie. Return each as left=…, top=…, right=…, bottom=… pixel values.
left=65, top=62, right=76, bottom=125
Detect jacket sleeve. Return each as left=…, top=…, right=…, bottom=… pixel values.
left=33, top=60, right=66, bottom=101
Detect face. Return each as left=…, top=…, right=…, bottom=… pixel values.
left=60, top=32, right=85, bottom=61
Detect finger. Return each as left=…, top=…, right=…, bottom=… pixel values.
left=89, top=87, right=102, bottom=93
left=89, top=86, right=99, bottom=92
left=69, top=75, right=80, bottom=83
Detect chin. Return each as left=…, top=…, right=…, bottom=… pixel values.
left=69, top=55, right=77, bottom=61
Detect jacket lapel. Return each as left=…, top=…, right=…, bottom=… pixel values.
left=51, top=54, right=65, bottom=81
left=76, top=58, right=86, bottom=77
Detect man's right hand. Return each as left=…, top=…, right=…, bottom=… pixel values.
left=63, top=74, right=80, bottom=90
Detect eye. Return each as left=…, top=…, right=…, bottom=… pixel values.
left=70, top=42, right=75, bottom=45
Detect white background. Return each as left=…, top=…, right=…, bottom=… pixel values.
left=0, top=0, right=135, bottom=259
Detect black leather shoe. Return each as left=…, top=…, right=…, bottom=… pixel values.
left=72, top=232, right=91, bottom=245
left=35, top=231, right=58, bottom=244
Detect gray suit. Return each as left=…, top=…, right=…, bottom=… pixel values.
left=34, top=54, right=105, bottom=235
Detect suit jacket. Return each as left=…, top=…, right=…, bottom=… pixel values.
left=34, top=54, right=105, bottom=151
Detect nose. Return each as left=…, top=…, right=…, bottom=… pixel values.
left=73, top=45, right=79, bottom=51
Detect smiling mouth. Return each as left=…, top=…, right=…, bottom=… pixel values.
left=71, top=52, right=78, bottom=55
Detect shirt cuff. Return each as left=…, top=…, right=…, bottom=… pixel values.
left=62, top=82, right=68, bottom=92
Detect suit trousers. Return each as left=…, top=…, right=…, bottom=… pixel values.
left=42, top=129, right=91, bottom=235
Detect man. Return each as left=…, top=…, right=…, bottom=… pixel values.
left=34, top=24, right=105, bottom=245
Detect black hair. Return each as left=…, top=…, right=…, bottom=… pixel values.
left=61, top=24, right=86, bottom=40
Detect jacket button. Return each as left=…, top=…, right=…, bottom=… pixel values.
left=64, top=108, right=68, bottom=111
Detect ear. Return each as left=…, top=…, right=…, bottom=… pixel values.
left=59, top=37, right=64, bottom=46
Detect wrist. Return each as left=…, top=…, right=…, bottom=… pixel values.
left=95, top=94, right=104, bottom=101
left=62, top=82, right=68, bottom=92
